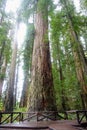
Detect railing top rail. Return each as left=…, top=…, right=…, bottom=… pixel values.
left=22, top=111, right=63, bottom=114
left=76, top=110, right=87, bottom=112
left=66, top=110, right=77, bottom=113
left=0, top=112, right=21, bottom=114
left=1, top=110, right=86, bottom=114
left=0, top=111, right=67, bottom=114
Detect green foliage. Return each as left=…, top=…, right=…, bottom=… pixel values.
left=1, top=0, right=86, bottom=112
left=14, top=103, right=27, bottom=112
left=80, top=0, right=87, bottom=10
left=0, top=73, right=5, bottom=80
left=19, top=0, right=55, bottom=23
left=0, top=99, right=4, bottom=111
left=0, top=0, right=12, bottom=104
left=37, top=0, right=54, bottom=13
left=0, top=3, right=12, bottom=64
left=50, top=1, right=85, bottom=110
left=0, top=22, right=12, bottom=64
left=19, top=0, right=35, bottom=23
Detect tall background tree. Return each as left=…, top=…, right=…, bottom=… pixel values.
left=0, top=0, right=12, bottom=99
left=20, top=23, right=34, bottom=107
left=50, top=0, right=87, bottom=110
left=4, top=20, right=19, bottom=111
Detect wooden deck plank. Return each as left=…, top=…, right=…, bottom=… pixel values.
left=0, top=120, right=85, bottom=130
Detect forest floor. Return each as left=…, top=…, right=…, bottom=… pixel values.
left=0, top=120, right=86, bottom=130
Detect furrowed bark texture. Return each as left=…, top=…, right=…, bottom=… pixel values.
left=28, top=3, right=57, bottom=111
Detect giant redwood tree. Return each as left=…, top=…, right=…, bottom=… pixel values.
left=27, top=0, right=57, bottom=111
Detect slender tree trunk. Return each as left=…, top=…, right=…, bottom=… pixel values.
left=0, top=58, right=7, bottom=97
left=69, top=17, right=87, bottom=109
left=28, top=1, right=57, bottom=111
left=0, top=0, right=7, bottom=25
left=0, top=0, right=8, bottom=98
left=20, top=24, right=34, bottom=107
left=5, top=21, right=19, bottom=111
left=59, top=59, right=67, bottom=111
left=20, top=75, right=29, bottom=107
left=56, top=43, right=69, bottom=111
left=14, top=59, right=19, bottom=107
left=0, top=41, right=6, bottom=97
left=5, top=42, right=17, bottom=111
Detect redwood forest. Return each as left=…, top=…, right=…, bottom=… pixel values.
left=0, top=0, right=87, bottom=114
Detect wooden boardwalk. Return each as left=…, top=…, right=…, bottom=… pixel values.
left=0, top=120, right=86, bottom=130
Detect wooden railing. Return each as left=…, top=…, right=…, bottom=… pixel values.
left=66, top=110, right=87, bottom=124
left=66, top=110, right=77, bottom=120
left=1, top=110, right=87, bottom=125
left=21, top=111, right=67, bottom=122
left=0, top=112, right=22, bottom=124
left=0, top=111, right=67, bottom=124
left=76, top=110, right=87, bottom=124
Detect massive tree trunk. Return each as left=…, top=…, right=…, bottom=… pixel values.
left=28, top=1, right=57, bottom=111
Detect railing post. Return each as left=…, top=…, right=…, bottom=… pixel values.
left=64, top=111, right=68, bottom=119
left=76, top=111, right=80, bottom=124
left=54, top=111, right=56, bottom=120
left=0, top=113, right=2, bottom=124
left=10, top=113, right=13, bottom=123
left=21, top=113, right=23, bottom=121
left=19, top=112, right=21, bottom=122
left=37, top=112, right=38, bottom=121
left=85, top=111, right=87, bottom=121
